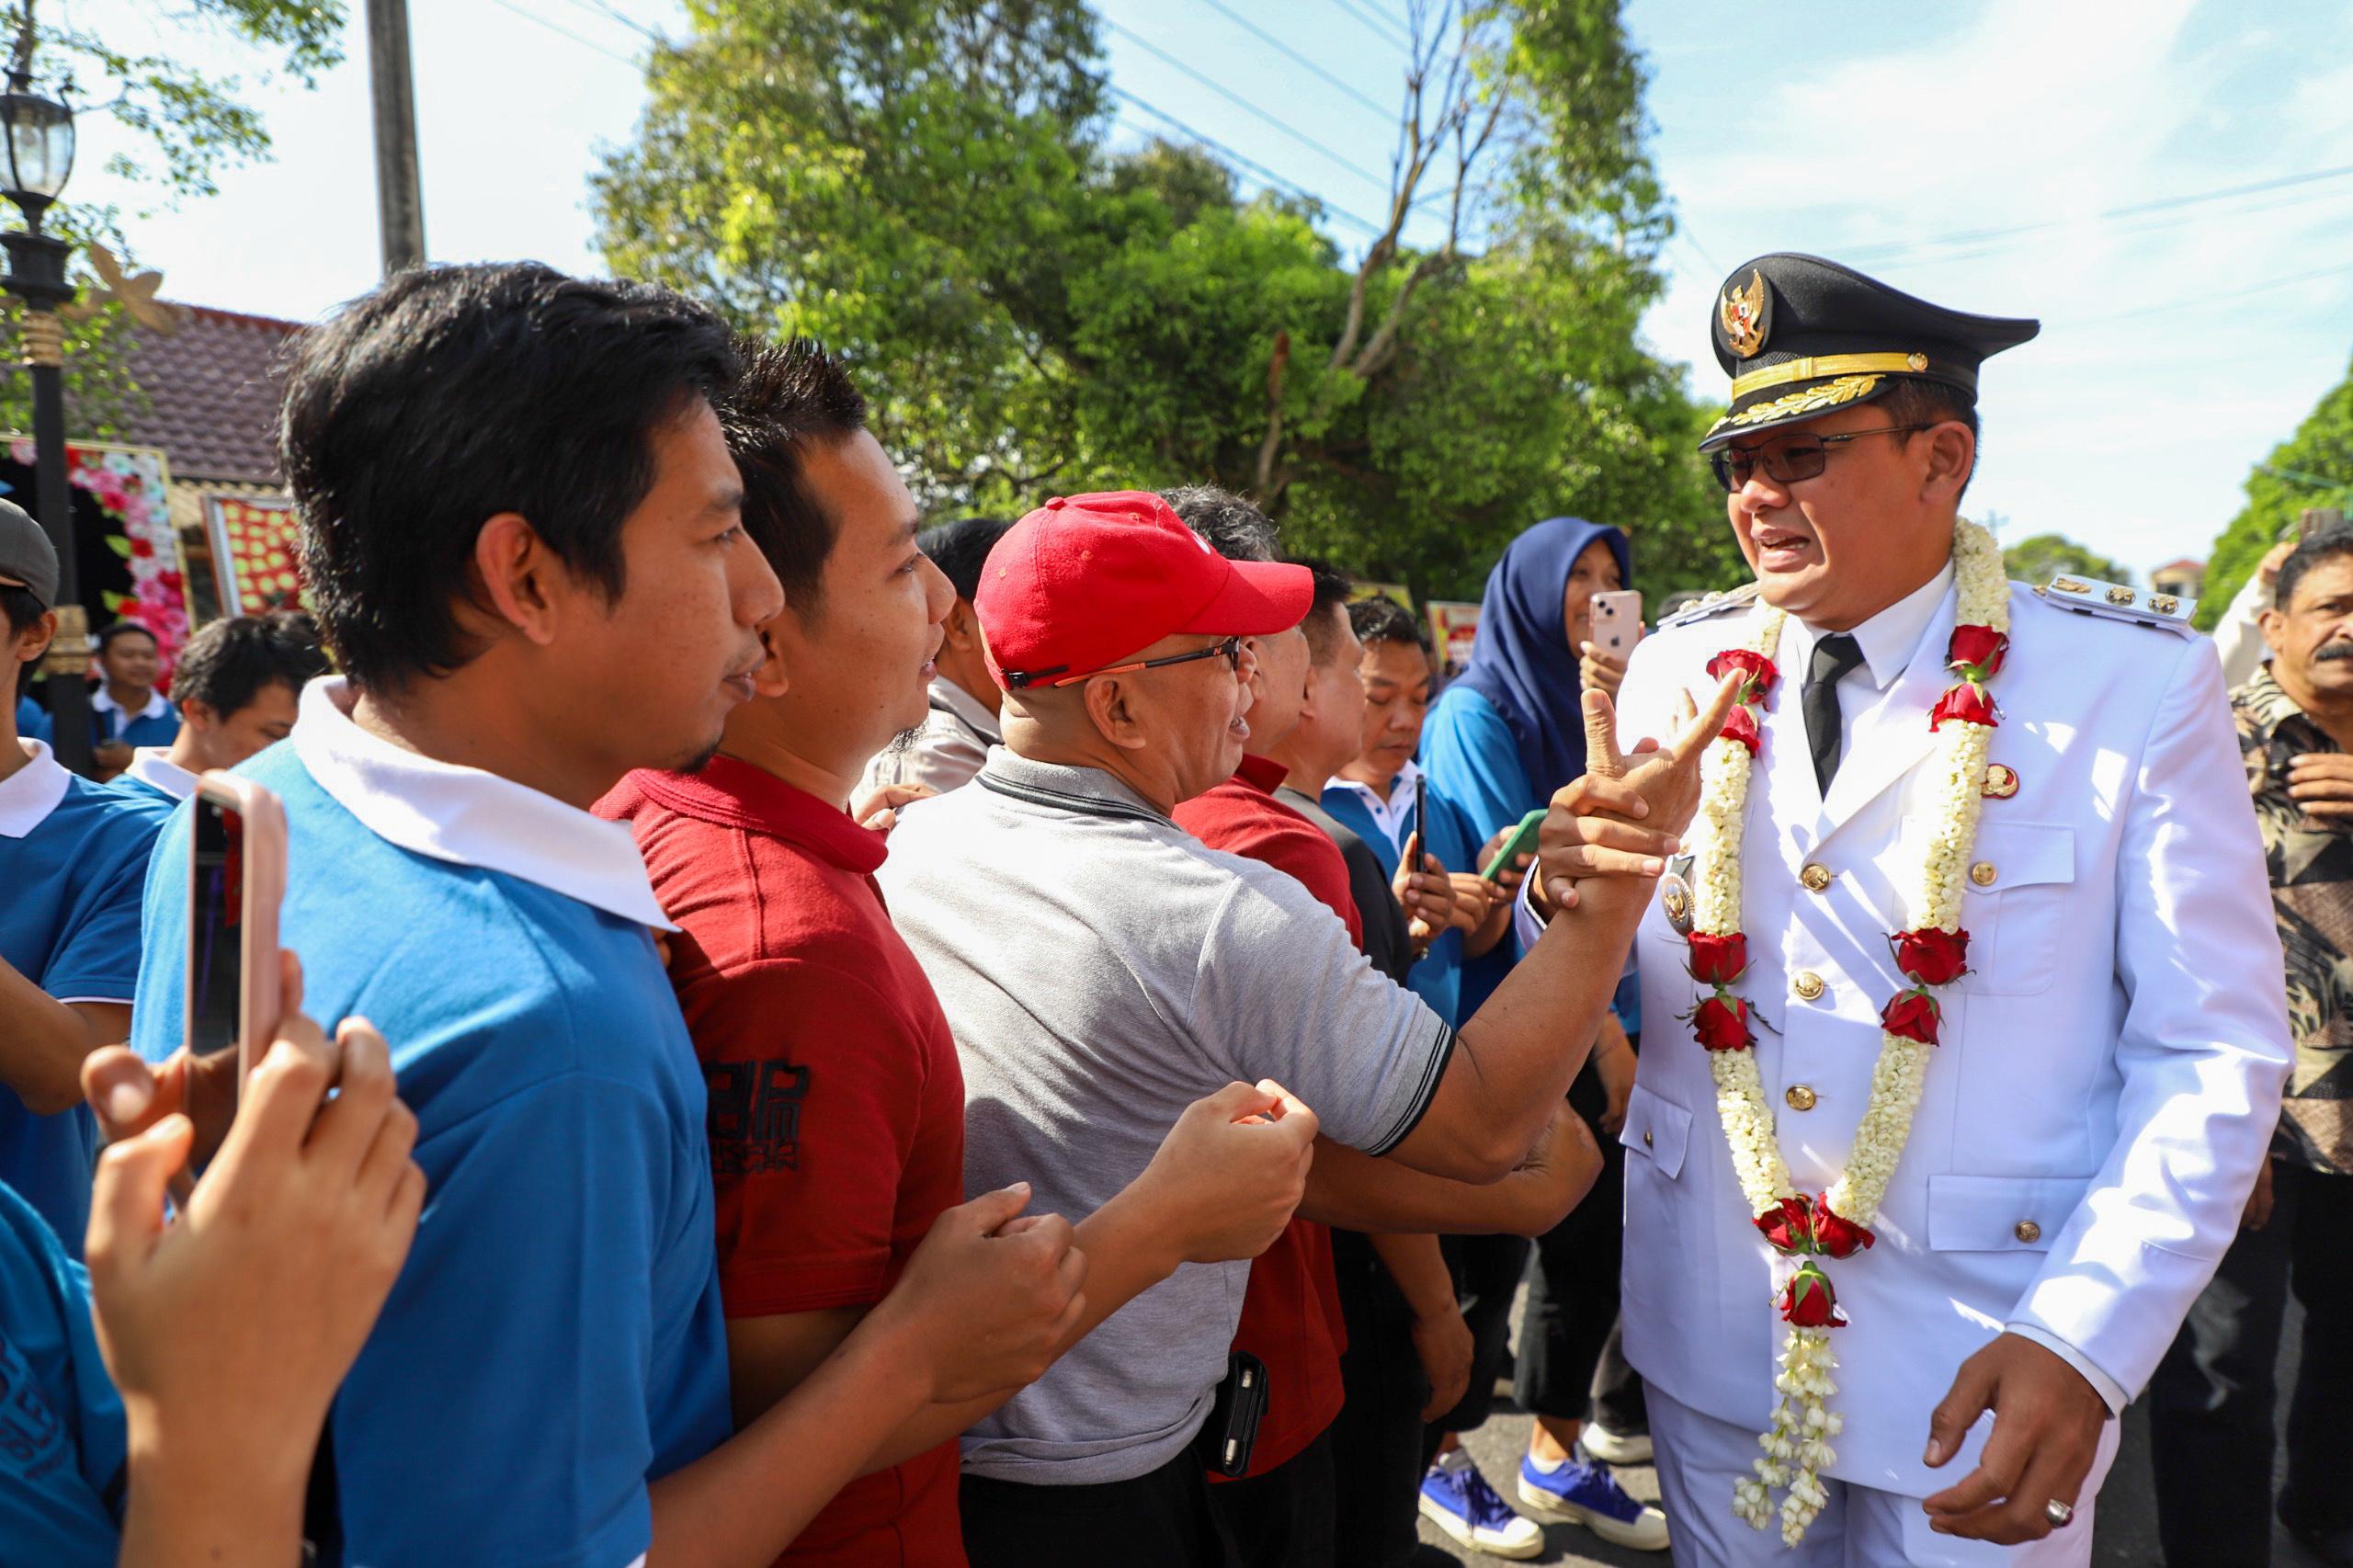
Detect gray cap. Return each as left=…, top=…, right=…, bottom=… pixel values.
left=0, top=498, right=55, bottom=608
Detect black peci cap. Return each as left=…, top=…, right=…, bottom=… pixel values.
left=1699, top=253, right=2040, bottom=451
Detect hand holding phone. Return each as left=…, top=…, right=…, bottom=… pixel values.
left=1589, top=589, right=1643, bottom=658
left=1481, top=808, right=1547, bottom=882
left=185, top=775, right=288, bottom=1183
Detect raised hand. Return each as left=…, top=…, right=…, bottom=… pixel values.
left=1539, top=670, right=1744, bottom=911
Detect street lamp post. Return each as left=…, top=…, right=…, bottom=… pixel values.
left=0, top=44, right=85, bottom=774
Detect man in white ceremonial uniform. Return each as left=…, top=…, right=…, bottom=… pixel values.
left=1532, top=254, right=2294, bottom=1566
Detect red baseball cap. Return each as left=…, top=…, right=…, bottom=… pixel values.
left=978, top=491, right=1313, bottom=689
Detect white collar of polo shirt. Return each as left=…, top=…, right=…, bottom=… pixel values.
left=1780, top=561, right=1956, bottom=692
left=290, top=676, right=677, bottom=930
left=90, top=686, right=168, bottom=722
left=0, top=738, right=71, bottom=838
left=931, top=672, right=1002, bottom=744
left=1324, top=756, right=1420, bottom=850
left=124, top=746, right=199, bottom=801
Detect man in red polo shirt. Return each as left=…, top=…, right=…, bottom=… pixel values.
left=600, top=342, right=1324, bottom=1566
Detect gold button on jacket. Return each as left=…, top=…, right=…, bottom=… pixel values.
left=2014, top=1220, right=2041, bottom=1244
left=1785, top=1085, right=1817, bottom=1111
left=1971, top=861, right=1998, bottom=887
left=1800, top=862, right=1832, bottom=892
left=1792, top=971, right=1825, bottom=1001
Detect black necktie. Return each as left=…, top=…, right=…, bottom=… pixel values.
left=1803, top=633, right=1866, bottom=795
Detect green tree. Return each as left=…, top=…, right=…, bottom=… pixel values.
left=2197, top=353, right=2353, bottom=628
left=2001, top=531, right=2127, bottom=587
left=0, top=0, right=346, bottom=436
left=595, top=0, right=1736, bottom=603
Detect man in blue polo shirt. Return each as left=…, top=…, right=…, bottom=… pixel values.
left=132, top=263, right=1088, bottom=1566
left=0, top=505, right=169, bottom=1256
left=87, top=623, right=176, bottom=779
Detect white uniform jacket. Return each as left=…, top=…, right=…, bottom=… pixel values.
left=1612, top=574, right=2292, bottom=1499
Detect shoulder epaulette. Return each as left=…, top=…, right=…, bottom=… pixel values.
left=1658, top=580, right=1763, bottom=630
left=2033, top=575, right=2198, bottom=638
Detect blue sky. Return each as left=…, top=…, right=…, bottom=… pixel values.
left=67, top=0, right=2353, bottom=583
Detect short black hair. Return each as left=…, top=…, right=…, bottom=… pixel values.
left=918, top=517, right=1015, bottom=604
left=1292, top=558, right=1354, bottom=665
left=717, top=336, right=870, bottom=619
left=1877, top=381, right=1982, bottom=501
left=1164, top=484, right=1279, bottom=563
left=280, top=261, right=740, bottom=690
left=97, top=621, right=157, bottom=655
left=3, top=585, right=46, bottom=641
left=171, top=612, right=332, bottom=719
left=2275, top=525, right=2353, bottom=610
left=1348, top=595, right=1429, bottom=654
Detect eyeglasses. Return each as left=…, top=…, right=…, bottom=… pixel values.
left=1004, top=635, right=1246, bottom=690
left=1709, top=425, right=1927, bottom=493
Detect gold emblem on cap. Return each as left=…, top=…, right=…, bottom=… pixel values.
left=1982, top=764, right=2018, bottom=800
left=1720, top=270, right=1768, bottom=358
left=1907, top=352, right=1928, bottom=370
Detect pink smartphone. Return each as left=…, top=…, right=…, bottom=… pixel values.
left=186, top=773, right=287, bottom=1165
left=1590, top=589, right=1643, bottom=658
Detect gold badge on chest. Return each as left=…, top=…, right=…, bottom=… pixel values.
left=1660, top=852, right=1697, bottom=935
left=1982, top=763, right=2019, bottom=800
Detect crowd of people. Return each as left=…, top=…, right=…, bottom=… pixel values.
left=0, top=244, right=2334, bottom=1568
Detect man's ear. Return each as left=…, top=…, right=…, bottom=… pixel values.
left=12, top=608, right=55, bottom=667
left=1084, top=675, right=1150, bottom=753
left=943, top=598, right=982, bottom=652
left=750, top=617, right=791, bottom=699
left=472, top=512, right=574, bottom=648
left=1920, top=423, right=1976, bottom=504
left=178, top=698, right=220, bottom=733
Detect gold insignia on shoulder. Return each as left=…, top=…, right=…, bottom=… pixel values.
left=2052, top=577, right=2087, bottom=594
left=2106, top=586, right=2135, bottom=606
left=2151, top=594, right=2179, bottom=615
left=1720, top=270, right=1768, bottom=358
left=2040, top=575, right=2198, bottom=638
left=1982, top=764, right=2019, bottom=800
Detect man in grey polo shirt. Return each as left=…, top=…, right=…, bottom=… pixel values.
left=881, top=491, right=1736, bottom=1567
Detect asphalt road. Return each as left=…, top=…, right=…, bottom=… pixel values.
left=1417, top=1292, right=2317, bottom=1567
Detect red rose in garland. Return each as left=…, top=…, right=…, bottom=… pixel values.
left=1809, top=1196, right=1877, bottom=1259
left=1890, top=927, right=1970, bottom=986
left=1947, top=624, right=2008, bottom=679
left=1707, top=649, right=1780, bottom=704
left=1691, top=994, right=1755, bottom=1051
left=1720, top=703, right=1763, bottom=756
left=1880, top=988, right=1942, bottom=1045
left=1754, top=1196, right=1812, bottom=1255
left=1780, top=1262, right=1845, bottom=1328
left=1688, top=932, right=1749, bottom=986
left=1929, top=683, right=1999, bottom=731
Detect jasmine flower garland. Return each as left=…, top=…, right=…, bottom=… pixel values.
left=1681, top=519, right=2010, bottom=1546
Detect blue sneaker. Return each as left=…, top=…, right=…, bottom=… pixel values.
left=1517, top=1452, right=1671, bottom=1551
left=1420, top=1457, right=1543, bottom=1560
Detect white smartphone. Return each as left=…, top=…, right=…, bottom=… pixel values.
left=1590, top=589, right=1643, bottom=658
left=185, top=772, right=287, bottom=1178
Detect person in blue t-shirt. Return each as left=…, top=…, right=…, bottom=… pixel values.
left=15, top=689, right=49, bottom=743
left=0, top=509, right=171, bottom=1256
left=87, top=624, right=177, bottom=780
left=131, top=263, right=1086, bottom=1568
left=1323, top=597, right=1512, bottom=1029
left=108, top=612, right=326, bottom=809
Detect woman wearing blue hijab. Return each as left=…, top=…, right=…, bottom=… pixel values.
left=1422, top=516, right=1632, bottom=835
left=1415, top=516, right=1670, bottom=1558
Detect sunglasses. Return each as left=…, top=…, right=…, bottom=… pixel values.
left=1709, top=425, right=1926, bottom=494
left=1005, top=635, right=1246, bottom=690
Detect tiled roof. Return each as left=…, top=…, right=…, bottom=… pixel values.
left=2153, top=557, right=2204, bottom=575
left=118, top=303, right=304, bottom=485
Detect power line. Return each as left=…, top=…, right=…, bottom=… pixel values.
left=482, top=0, right=639, bottom=66
left=2044, top=258, right=2353, bottom=331
left=1328, top=0, right=1412, bottom=51
left=1099, top=16, right=1393, bottom=195
left=551, top=0, right=666, bottom=50
left=1106, top=93, right=1387, bottom=237
left=1182, top=0, right=1397, bottom=122
left=1843, top=160, right=2353, bottom=267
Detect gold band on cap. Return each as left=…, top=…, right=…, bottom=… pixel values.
left=1730, top=351, right=1929, bottom=399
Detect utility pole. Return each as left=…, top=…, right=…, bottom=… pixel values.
left=364, top=0, right=425, bottom=277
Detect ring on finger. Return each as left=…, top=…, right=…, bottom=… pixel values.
left=2042, top=1500, right=2074, bottom=1528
